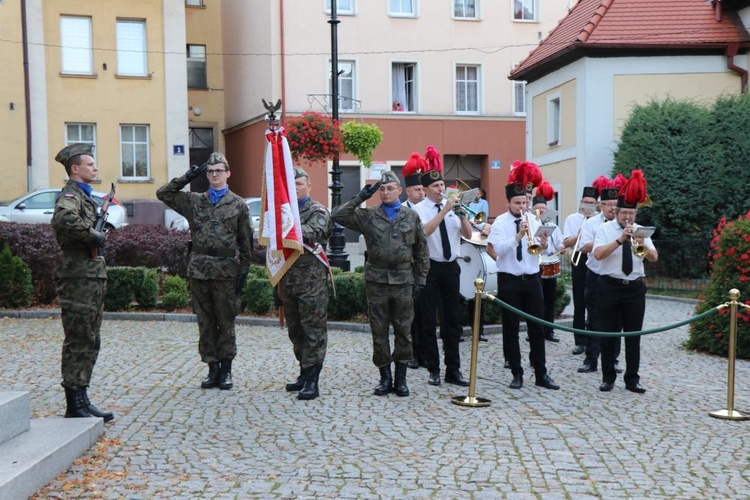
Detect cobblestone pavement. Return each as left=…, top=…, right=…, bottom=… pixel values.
left=2, top=296, right=750, bottom=499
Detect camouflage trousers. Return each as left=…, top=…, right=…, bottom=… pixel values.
left=281, top=267, right=328, bottom=368
left=365, top=281, right=413, bottom=367
left=190, top=278, right=238, bottom=363
left=58, top=277, right=107, bottom=389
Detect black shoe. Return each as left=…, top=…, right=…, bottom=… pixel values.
left=509, top=375, right=523, bottom=389
left=393, top=363, right=410, bottom=397
left=218, top=359, right=233, bottom=390
left=298, top=365, right=322, bottom=400
left=374, top=365, right=393, bottom=396
left=201, top=362, right=220, bottom=389
left=82, top=387, right=114, bottom=422
left=458, top=336, right=466, bottom=343
left=504, top=361, right=511, bottom=370
left=614, top=361, right=623, bottom=374
left=427, top=370, right=441, bottom=386
left=479, top=334, right=488, bottom=342
left=599, top=382, right=614, bottom=392
left=285, top=369, right=305, bottom=392
left=444, top=370, right=469, bottom=387
left=407, top=358, right=419, bottom=369
left=572, top=345, right=585, bottom=355
left=625, top=383, right=646, bottom=394
left=577, top=361, right=597, bottom=373
left=535, top=374, right=560, bottom=390
left=64, top=387, right=94, bottom=419
left=544, top=332, right=560, bottom=342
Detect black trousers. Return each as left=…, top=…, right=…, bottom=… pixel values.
left=420, top=260, right=462, bottom=373
left=571, top=255, right=588, bottom=346
left=598, top=277, right=646, bottom=386
left=584, top=270, right=621, bottom=367
left=497, top=272, right=547, bottom=379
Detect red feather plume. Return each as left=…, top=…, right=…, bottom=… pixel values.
left=402, top=152, right=426, bottom=178
left=618, top=169, right=648, bottom=206
left=591, top=175, right=612, bottom=195
left=424, top=145, right=442, bottom=173
left=536, top=181, right=555, bottom=201
left=507, top=161, right=543, bottom=189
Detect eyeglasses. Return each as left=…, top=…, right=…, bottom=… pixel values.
left=207, top=169, right=227, bottom=176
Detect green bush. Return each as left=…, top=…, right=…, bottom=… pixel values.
left=161, top=274, right=190, bottom=311
left=247, top=264, right=267, bottom=279
left=687, top=213, right=750, bottom=358
left=328, top=272, right=367, bottom=320
left=244, top=278, right=274, bottom=315
left=0, top=244, right=33, bottom=308
left=555, top=279, right=571, bottom=318
left=105, top=266, right=158, bottom=311
left=0, top=222, right=61, bottom=304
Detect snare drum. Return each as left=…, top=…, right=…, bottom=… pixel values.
left=458, top=240, right=498, bottom=300
left=540, top=258, right=561, bottom=279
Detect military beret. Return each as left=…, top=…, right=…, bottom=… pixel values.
left=380, top=170, right=400, bottom=186
left=207, top=152, right=229, bottom=168
left=55, top=143, right=94, bottom=166
left=294, top=167, right=309, bottom=179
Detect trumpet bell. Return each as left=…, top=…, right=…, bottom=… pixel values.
left=528, top=244, right=542, bottom=255
left=474, top=212, right=486, bottom=224
left=633, top=243, right=648, bottom=258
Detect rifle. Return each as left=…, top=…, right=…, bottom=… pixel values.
left=91, top=182, right=116, bottom=258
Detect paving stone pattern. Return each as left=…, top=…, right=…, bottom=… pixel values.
left=2, top=296, right=750, bottom=498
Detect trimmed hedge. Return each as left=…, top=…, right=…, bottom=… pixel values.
left=104, top=266, right=158, bottom=311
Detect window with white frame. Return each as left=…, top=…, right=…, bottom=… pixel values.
left=116, top=20, right=147, bottom=76
left=187, top=44, right=207, bottom=89
left=325, top=0, right=354, bottom=15
left=392, top=62, right=416, bottom=112
left=454, top=0, right=477, bottom=19
left=389, top=0, right=415, bottom=17
left=120, top=124, right=150, bottom=179
left=547, top=94, right=561, bottom=146
left=513, top=81, right=526, bottom=116
left=513, top=0, right=537, bottom=21
left=329, top=60, right=356, bottom=112
left=185, top=0, right=203, bottom=6
left=66, top=123, right=96, bottom=152
left=60, top=16, right=93, bottom=75
left=455, top=64, right=480, bottom=113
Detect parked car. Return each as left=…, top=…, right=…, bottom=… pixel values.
left=166, top=197, right=260, bottom=233
left=0, top=188, right=128, bottom=229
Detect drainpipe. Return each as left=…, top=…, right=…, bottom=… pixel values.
left=279, top=0, right=286, bottom=123
left=726, top=42, right=748, bottom=93
left=21, top=0, right=33, bottom=190
left=714, top=0, right=722, bottom=22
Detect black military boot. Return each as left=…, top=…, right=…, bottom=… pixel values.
left=373, top=365, right=393, bottom=396
left=64, top=387, right=93, bottom=419
left=218, top=359, right=233, bottom=390
left=393, top=362, right=410, bottom=397
left=201, top=362, right=220, bottom=389
left=298, top=364, right=322, bottom=401
left=286, top=368, right=305, bottom=392
left=82, top=386, right=114, bottom=422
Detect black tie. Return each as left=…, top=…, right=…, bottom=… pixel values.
left=514, top=219, right=523, bottom=261
left=622, top=238, right=633, bottom=276
left=436, top=204, right=451, bottom=261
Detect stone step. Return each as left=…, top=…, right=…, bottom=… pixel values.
left=0, top=417, right=104, bottom=500
left=0, top=392, right=30, bottom=447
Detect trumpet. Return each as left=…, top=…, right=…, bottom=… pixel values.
left=625, top=218, right=648, bottom=258
left=525, top=213, right=542, bottom=254
left=443, top=194, right=486, bottom=225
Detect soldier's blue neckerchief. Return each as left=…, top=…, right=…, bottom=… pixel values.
left=298, top=196, right=310, bottom=207
left=74, top=181, right=93, bottom=198
left=208, top=186, right=228, bottom=205
left=382, top=200, right=401, bottom=221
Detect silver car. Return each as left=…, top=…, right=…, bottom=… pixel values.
left=0, top=188, right=128, bottom=230
left=166, top=197, right=260, bottom=232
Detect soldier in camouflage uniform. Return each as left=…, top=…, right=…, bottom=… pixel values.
left=51, top=143, right=114, bottom=422
left=157, top=153, right=252, bottom=390
left=282, top=167, right=332, bottom=401
left=332, top=171, right=429, bottom=397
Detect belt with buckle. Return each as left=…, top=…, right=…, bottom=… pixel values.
left=601, top=275, right=643, bottom=286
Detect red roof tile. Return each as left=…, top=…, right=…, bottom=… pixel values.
left=511, top=0, right=750, bottom=82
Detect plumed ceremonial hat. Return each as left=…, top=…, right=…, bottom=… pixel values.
left=617, top=170, right=648, bottom=209
left=420, top=145, right=444, bottom=187
left=55, top=143, right=94, bottom=167
left=531, top=181, right=555, bottom=206
left=402, top=152, right=427, bottom=187
left=592, top=175, right=618, bottom=201
left=505, top=160, right=542, bottom=200
left=380, top=170, right=401, bottom=186
left=582, top=186, right=597, bottom=199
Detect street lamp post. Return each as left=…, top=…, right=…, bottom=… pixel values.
left=326, top=0, right=350, bottom=271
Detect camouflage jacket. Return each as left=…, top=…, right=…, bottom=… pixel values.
left=332, top=196, right=428, bottom=286
left=157, top=175, right=252, bottom=280
left=284, top=198, right=332, bottom=286
left=51, top=180, right=107, bottom=279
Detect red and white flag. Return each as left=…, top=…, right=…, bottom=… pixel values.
left=259, top=127, right=302, bottom=286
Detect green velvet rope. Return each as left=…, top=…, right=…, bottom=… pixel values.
left=483, top=294, right=721, bottom=338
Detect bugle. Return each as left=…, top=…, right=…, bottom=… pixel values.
left=525, top=214, right=542, bottom=255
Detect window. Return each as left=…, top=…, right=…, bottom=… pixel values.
left=455, top=64, right=479, bottom=113
left=389, top=0, right=415, bottom=17
left=187, top=44, right=207, bottom=89
left=60, top=16, right=93, bottom=74
left=329, top=60, right=356, bottom=112
left=513, top=0, right=537, bottom=21
left=454, top=0, right=477, bottom=19
left=185, top=0, right=203, bottom=5
left=65, top=123, right=96, bottom=153
left=547, top=94, right=561, bottom=146
left=325, top=0, right=354, bottom=15
left=513, top=81, right=526, bottom=116
left=116, top=20, right=147, bottom=76
left=120, top=125, right=150, bottom=179
left=392, top=63, right=416, bottom=112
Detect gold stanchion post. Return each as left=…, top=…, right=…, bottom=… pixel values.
left=710, top=289, right=750, bottom=420
left=452, top=279, right=491, bottom=407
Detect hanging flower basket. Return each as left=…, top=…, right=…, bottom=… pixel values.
left=285, top=111, right=343, bottom=164
left=341, top=121, right=384, bottom=168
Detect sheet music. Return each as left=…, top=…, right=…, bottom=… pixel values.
left=633, top=226, right=655, bottom=238
left=534, top=225, right=557, bottom=238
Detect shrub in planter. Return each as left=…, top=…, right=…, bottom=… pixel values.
left=0, top=244, right=33, bottom=308
left=161, top=274, right=190, bottom=311
left=687, top=212, right=750, bottom=358
left=341, top=121, right=384, bottom=167
left=285, top=111, right=343, bottom=164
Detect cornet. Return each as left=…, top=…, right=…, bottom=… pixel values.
left=625, top=217, right=648, bottom=258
